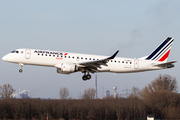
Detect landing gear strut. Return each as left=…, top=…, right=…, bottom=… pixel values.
left=82, top=72, right=91, bottom=81
left=19, top=63, right=23, bottom=73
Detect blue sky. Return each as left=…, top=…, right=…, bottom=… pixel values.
left=0, top=0, right=180, bottom=98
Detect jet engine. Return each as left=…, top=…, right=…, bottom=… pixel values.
left=56, top=63, right=79, bottom=74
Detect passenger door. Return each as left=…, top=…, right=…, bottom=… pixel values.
left=25, top=49, right=31, bottom=59
left=134, top=59, right=139, bottom=69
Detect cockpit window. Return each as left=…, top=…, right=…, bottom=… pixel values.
left=11, top=50, right=19, bottom=53
left=11, top=50, right=15, bottom=53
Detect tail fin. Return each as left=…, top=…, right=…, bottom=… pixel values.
left=145, top=37, right=174, bottom=62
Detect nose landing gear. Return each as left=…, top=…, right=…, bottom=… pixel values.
left=19, top=69, right=23, bottom=73
left=19, top=63, right=23, bottom=73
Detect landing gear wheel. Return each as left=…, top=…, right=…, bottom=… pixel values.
left=82, top=75, right=87, bottom=81
left=82, top=70, right=92, bottom=81
left=19, top=69, right=23, bottom=73
left=87, top=74, right=91, bottom=79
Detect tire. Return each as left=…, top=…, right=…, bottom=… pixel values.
left=19, top=69, right=23, bottom=73
left=82, top=76, right=87, bottom=81
left=87, top=74, right=91, bottom=79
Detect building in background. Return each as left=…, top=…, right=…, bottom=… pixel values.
left=10, top=87, right=31, bottom=99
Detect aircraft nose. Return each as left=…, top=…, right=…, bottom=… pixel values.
left=2, top=55, right=9, bottom=61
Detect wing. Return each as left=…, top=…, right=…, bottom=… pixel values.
left=77, top=50, right=119, bottom=73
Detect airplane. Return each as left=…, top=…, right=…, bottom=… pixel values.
left=2, top=37, right=176, bottom=81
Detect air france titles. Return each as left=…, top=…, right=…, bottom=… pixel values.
left=34, top=50, right=63, bottom=55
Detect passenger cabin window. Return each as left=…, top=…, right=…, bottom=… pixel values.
left=15, top=51, right=19, bottom=53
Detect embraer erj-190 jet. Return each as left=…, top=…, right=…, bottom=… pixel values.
left=2, top=37, right=177, bottom=81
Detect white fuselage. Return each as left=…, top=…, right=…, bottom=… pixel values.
left=2, top=48, right=164, bottom=73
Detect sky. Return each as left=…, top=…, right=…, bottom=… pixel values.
left=0, top=0, right=180, bottom=98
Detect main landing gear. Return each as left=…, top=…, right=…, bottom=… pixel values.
left=19, top=63, right=23, bottom=73
left=82, top=72, right=91, bottom=81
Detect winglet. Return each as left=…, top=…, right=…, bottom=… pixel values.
left=107, top=50, right=119, bottom=59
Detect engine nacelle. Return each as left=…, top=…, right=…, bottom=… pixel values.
left=56, top=63, right=78, bottom=74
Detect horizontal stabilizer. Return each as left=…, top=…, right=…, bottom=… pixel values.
left=153, top=61, right=177, bottom=68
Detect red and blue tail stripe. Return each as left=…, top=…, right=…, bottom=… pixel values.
left=146, top=37, right=174, bottom=62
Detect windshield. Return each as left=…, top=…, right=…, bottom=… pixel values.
left=11, top=50, right=15, bottom=53
left=11, top=50, right=19, bottom=53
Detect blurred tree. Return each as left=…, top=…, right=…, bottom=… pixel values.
left=59, top=87, right=69, bottom=100
left=128, top=86, right=140, bottom=98
left=139, top=74, right=178, bottom=99
left=103, top=94, right=114, bottom=99
left=86, top=109, right=97, bottom=120
left=0, top=84, right=16, bottom=100
left=82, top=88, right=95, bottom=99
left=143, top=90, right=180, bottom=118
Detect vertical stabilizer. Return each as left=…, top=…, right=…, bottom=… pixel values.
left=145, top=37, right=174, bottom=62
